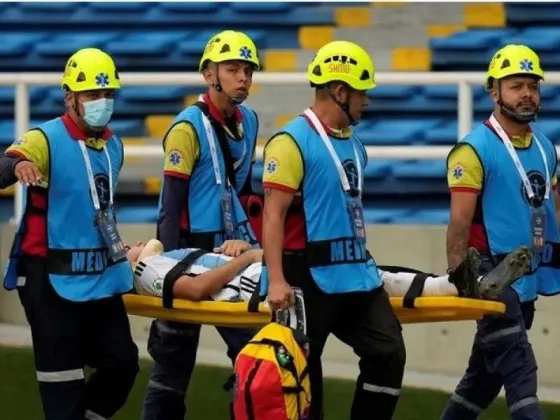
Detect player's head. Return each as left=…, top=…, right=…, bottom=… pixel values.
left=125, top=243, right=146, bottom=264
left=61, top=48, right=121, bottom=131
left=126, top=239, right=164, bottom=264
left=199, top=30, right=260, bottom=105
left=486, top=44, right=544, bottom=124
left=307, top=40, right=376, bottom=125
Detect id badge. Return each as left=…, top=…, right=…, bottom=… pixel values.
left=530, top=206, right=546, bottom=252
left=96, top=211, right=127, bottom=262
left=221, top=189, right=236, bottom=235
left=349, top=198, right=366, bottom=244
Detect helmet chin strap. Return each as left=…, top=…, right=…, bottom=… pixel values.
left=327, top=87, right=356, bottom=126
left=499, top=100, right=539, bottom=124
left=212, top=63, right=248, bottom=105
left=497, top=81, right=539, bottom=124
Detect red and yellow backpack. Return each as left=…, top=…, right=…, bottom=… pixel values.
left=232, top=322, right=311, bottom=420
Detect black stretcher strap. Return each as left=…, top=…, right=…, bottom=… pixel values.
left=162, top=249, right=208, bottom=309
left=378, top=265, right=434, bottom=309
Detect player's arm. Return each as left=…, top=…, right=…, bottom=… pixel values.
left=0, top=130, right=48, bottom=189
left=173, top=249, right=261, bottom=301
left=158, top=122, right=199, bottom=251
left=262, top=134, right=303, bottom=285
left=446, top=144, right=482, bottom=270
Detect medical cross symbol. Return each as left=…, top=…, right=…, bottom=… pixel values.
left=239, top=46, right=252, bottom=60
left=266, top=160, right=277, bottom=173
left=453, top=166, right=463, bottom=179
left=95, top=73, right=110, bottom=88
left=169, top=152, right=181, bottom=165
left=520, top=59, right=533, bottom=72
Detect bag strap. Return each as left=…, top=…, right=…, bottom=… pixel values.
left=193, top=101, right=237, bottom=189
left=162, top=249, right=208, bottom=309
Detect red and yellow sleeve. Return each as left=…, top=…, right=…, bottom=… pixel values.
left=163, top=122, right=199, bottom=180
left=5, top=130, right=50, bottom=180
left=447, top=144, right=483, bottom=193
left=262, top=134, right=303, bottom=193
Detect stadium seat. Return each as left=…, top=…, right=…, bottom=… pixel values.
left=34, top=33, right=121, bottom=58
left=357, top=119, right=443, bottom=146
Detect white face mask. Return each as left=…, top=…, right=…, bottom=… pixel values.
left=81, top=98, right=114, bottom=128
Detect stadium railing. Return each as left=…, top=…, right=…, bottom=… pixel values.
left=2, top=71, right=559, bottom=223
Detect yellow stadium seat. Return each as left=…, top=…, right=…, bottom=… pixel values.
left=263, top=50, right=297, bottom=72
left=427, top=24, right=466, bottom=38
left=123, top=295, right=506, bottom=329
left=183, top=94, right=200, bottom=107
left=464, top=3, right=505, bottom=28
left=274, top=114, right=295, bottom=129
left=0, top=184, right=14, bottom=197
left=392, top=47, right=431, bottom=71
left=145, top=115, right=175, bottom=139
left=335, top=7, right=372, bottom=27
left=144, top=176, right=162, bottom=196
left=298, top=26, right=335, bottom=50
left=122, top=137, right=147, bottom=145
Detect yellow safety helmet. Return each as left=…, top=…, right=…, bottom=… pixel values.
left=199, top=30, right=260, bottom=72
left=61, top=48, right=121, bottom=92
left=485, top=44, right=544, bottom=90
left=307, top=41, right=376, bottom=91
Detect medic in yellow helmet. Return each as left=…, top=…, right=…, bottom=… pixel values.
left=0, top=47, right=138, bottom=420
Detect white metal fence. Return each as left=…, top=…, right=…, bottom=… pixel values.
left=2, top=71, right=560, bottom=222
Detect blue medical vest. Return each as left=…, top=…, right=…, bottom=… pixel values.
left=3, top=117, right=133, bottom=301
left=461, top=123, right=560, bottom=302
left=159, top=103, right=259, bottom=251
left=263, top=116, right=383, bottom=294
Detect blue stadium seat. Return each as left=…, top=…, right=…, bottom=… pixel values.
left=18, top=2, right=76, bottom=12
left=108, top=120, right=147, bottom=137
left=158, top=3, right=219, bottom=13
left=506, top=2, right=560, bottom=27
left=357, top=119, right=443, bottom=146
left=364, top=209, right=413, bottom=224
left=431, top=29, right=517, bottom=70
left=34, top=33, right=122, bottom=57
left=118, top=87, right=192, bottom=103
left=0, top=120, right=44, bottom=145
left=363, top=160, right=394, bottom=180
left=533, top=120, right=560, bottom=141
left=392, top=160, right=446, bottom=180
left=88, top=2, right=152, bottom=13
left=104, top=32, right=190, bottom=57
left=229, top=2, right=295, bottom=13
left=116, top=206, right=159, bottom=223
left=504, top=27, right=560, bottom=52
left=395, top=209, right=450, bottom=225
left=0, top=32, right=49, bottom=57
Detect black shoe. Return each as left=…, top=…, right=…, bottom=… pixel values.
left=449, top=247, right=482, bottom=298
left=478, top=246, right=532, bottom=300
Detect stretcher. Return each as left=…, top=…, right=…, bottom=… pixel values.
left=123, top=294, right=506, bottom=328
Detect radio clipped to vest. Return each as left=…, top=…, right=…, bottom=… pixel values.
left=78, top=140, right=126, bottom=262
left=303, top=108, right=366, bottom=244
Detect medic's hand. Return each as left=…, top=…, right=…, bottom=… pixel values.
left=214, top=240, right=253, bottom=257
left=14, top=160, right=43, bottom=186
left=267, top=276, right=296, bottom=311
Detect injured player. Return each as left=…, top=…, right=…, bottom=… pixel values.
left=127, top=239, right=532, bottom=304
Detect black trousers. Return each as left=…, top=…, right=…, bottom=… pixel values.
left=17, top=257, right=139, bottom=420
left=283, top=255, right=406, bottom=420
